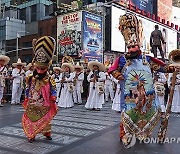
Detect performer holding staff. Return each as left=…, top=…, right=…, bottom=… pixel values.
left=85, top=61, right=106, bottom=111
left=58, top=63, right=74, bottom=108
left=73, top=62, right=84, bottom=104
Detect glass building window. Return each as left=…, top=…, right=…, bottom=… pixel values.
left=31, top=5, right=37, bottom=22
left=19, top=8, right=26, bottom=21
left=45, top=5, right=49, bottom=16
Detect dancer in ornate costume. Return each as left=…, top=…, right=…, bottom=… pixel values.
left=0, top=55, right=10, bottom=107
left=108, top=13, right=175, bottom=147
left=22, top=36, right=58, bottom=143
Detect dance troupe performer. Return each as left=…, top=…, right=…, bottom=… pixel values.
left=22, top=36, right=58, bottom=143
left=108, top=13, right=176, bottom=148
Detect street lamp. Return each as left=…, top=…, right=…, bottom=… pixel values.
left=16, top=31, right=29, bottom=61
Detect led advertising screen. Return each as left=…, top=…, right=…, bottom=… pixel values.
left=82, top=11, right=103, bottom=62
left=57, top=11, right=82, bottom=56
left=111, top=6, right=177, bottom=58
left=111, top=6, right=126, bottom=52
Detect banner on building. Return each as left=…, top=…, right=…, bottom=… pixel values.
left=57, top=11, right=82, bottom=56
left=82, top=11, right=103, bottom=62
left=115, top=0, right=154, bottom=14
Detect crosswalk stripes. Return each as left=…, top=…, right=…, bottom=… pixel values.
left=0, top=103, right=120, bottom=154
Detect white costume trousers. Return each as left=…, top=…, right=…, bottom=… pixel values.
left=56, top=86, right=61, bottom=103
left=0, top=86, right=4, bottom=104
left=112, top=88, right=121, bottom=111
left=157, top=95, right=166, bottom=112
left=11, top=83, right=23, bottom=104
left=105, top=84, right=114, bottom=101
left=171, top=85, right=180, bottom=113
left=73, top=86, right=82, bottom=104
left=58, top=83, right=74, bottom=108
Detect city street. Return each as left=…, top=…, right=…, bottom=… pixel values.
left=0, top=102, right=180, bottom=154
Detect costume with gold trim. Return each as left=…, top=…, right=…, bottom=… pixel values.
left=22, top=36, right=57, bottom=140
left=108, top=13, right=175, bottom=147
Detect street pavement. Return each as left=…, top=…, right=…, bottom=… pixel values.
left=0, top=102, right=180, bottom=154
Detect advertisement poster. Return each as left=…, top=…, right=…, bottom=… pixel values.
left=129, top=0, right=154, bottom=14
left=57, top=11, right=82, bottom=56
left=82, top=11, right=103, bottom=62
left=115, top=0, right=154, bottom=14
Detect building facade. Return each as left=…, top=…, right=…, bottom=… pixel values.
left=5, top=16, right=57, bottom=63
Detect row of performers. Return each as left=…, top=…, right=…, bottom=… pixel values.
left=0, top=56, right=125, bottom=111
left=0, top=55, right=179, bottom=114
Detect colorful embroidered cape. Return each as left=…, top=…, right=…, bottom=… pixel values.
left=115, top=55, right=172, bottom=140
left=22, top=74, right=58, bottom=139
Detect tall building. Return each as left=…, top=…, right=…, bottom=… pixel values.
left=0, top=0, right=55, bottom=55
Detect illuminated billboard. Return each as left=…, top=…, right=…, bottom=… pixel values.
left=111, top=6, right=126, bottom=52
left=82, top=11, right=103, bottom=62
left=111, top=6, right=177, bottom=57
